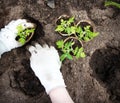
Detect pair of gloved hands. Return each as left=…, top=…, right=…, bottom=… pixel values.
left=0, top=19, right=65, bottom=94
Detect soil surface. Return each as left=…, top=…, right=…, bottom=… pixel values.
left=0, top=0, right=120, bottom=103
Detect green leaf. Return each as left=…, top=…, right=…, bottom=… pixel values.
left=56, top=17, right=75, bottom=35
left=91, top=32, right=99, bottom=38
left=16, top=24, right=35, bottom=45
left=67, top=17, right=74, bottom=25
left=105, top=1, right=120, bottom=9
left=79, top=47, right=84, bottom=52
left=56, top=40, right=64, bottom=48
left=25, top=28, right=35, bottom=36
left=80, top=52, right=86, bottom=58
left=60, top=19, right=64, bottom=23
left=76, top=26, right=83, bottom=33
left=75, top=48, right=81, bottom=59
left=64, top=41, right=74, bottom=52
left=76, top=26, right=84, bottom=40
left=84, top=26, right=90, bottom=30
left=70, top=26, right=76, bottom=34
left=75, top=47, right=85, bottom=59
left=19, top=38, right=26, bottom=45
left=65, top=27, right=71, bottom=34
left=17, top=24, right=23, bottom=32
left=80, top=25, right=99, bottom=41
left=67, top=53, right=73, bottom=60
left=55, top=25, right=64, bottom=32
left=73, top=47, right=79, bottom=55
left=76, top=53, right=80, bottom=59
left=84, top=37, right=90, bottom=41
left=60, top=54, right=67, bottom=61
left=61, top=20, right=66, bottom=26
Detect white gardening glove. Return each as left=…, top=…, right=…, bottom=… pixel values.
left=29, top=43, right=66, bottom=94
left=0, top=19, right=35, bottom=58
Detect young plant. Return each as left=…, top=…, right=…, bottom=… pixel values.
left=16, top=24, right=35, bottom=45
left=55, top=17, right=76, bottom=35
left=105, top=1, right=120, bottom=9
left=56, top=39, right=86, bottom=61
left=76, top=26, right=98, bottom=42
left=73, top=46, right=86, bottom=59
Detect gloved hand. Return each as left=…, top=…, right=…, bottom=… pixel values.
left=29, top=43, right=66, bottom=94
left=0, top=19, right=35, bottom=58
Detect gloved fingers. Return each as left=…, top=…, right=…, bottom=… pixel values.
left=50, top=46, right=55, bottom=50
left=3, top=19, right=27, bottom=35
left=7, top=19, right=27, bottom=29
left=26, top=45, right=31, bottom=51
left=6, top=19, right=35, bottom=32
left=43, top=44, right=49, bottom=49
left=0, top=28, right=15, bottom=41
left=35, top=43, right=42, bottom=49
left=4, top=20, right=15, bottom=29
left=58, top=60, right=62, bottom=69
left=50, top=46, right=59, bottom=56
left=22, top=22, right=35, bottom=29
left=50, top=46, right=59, bottom=55
left=29, top=46, right=37, bottom=54
left=50, top=46, right=61, bottom=66
left=14, top=19, right=27, bottom=26
left=16, top=19, right=35, bottom=30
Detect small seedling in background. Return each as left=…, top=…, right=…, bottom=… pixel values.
left=55, top=17, right=76, bottom=35
left=73, top=47, right=86, bottom=59
left=56, top=39, right=86, bottom=61
left=105, top=1, right=120, bottom=9
left=16, top=24, right=35, bottom=45
left=76, top=26, right=98, bottom=42
left=56, top=40, right=73, bottom=61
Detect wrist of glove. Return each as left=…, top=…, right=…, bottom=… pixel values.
left=0, top=19, right=35, bottom=58
left=29, top=43, right=66, bottom=94
left=38, top=68, right=66, bottom=94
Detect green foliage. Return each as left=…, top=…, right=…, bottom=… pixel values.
left=73, top=47, right=86, bottom=59
left=105, top=1, right=120, bottom=9
left=56, top=40, right=64, bottom=48
left=56, top=40, right=73, bottom=61
left=56, top=40, right=86, bottom=61
left=76, top=26, right=98, bottom=42
left=16, top=24, right=35, bottom=45
left=55, top=16, right=99, bottom=62
left=55, top=17, right=75, bottom=35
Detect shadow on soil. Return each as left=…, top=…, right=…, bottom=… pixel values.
left=23, top=14, right=45, bottom=43
left=9, top=59, right=45, bottom=96
left=90, top=46, right=120, bottom=103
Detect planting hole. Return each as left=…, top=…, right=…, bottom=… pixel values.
left=90, top=47, right=120, bottom=102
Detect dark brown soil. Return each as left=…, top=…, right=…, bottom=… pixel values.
left=0, top=0, right=120, bottom=103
